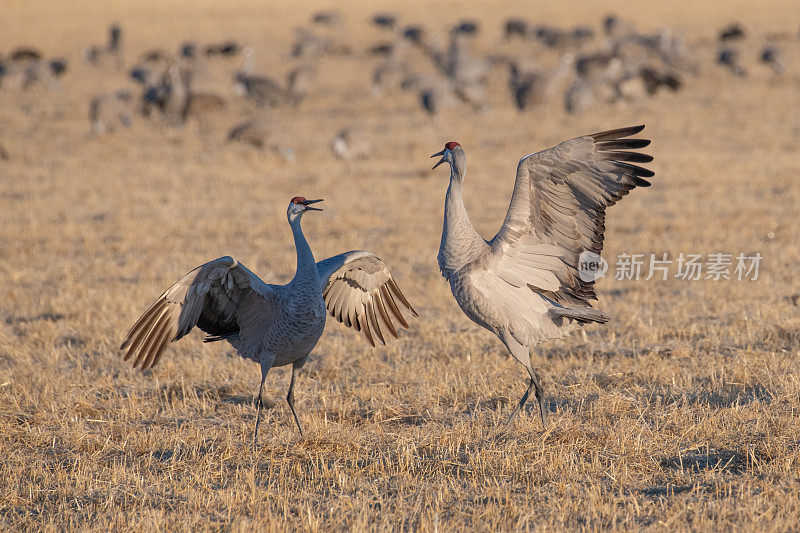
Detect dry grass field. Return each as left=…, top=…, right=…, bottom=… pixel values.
left=1, top=0, right=800, bottom=530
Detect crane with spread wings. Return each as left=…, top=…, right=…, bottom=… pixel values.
left=120, top=196, right=417, bottom=441
left=431, top=125, right=653, bottom=427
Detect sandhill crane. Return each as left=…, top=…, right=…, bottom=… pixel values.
left=402, top=25, right=448, bottom=71
left=89, top=90, right=134, bottom=135
left=603, top=14, right=635, bottom=43
left=312, top=10, right=344, bottom=29
left=371, top=33, right=414, bottom=98
left=637, top=66, right=682, bottom=95
left=235, top=49, right=314, bottom=108
left=446, top=31, right=489, bottom=84
left=575, top=52, right=617, bottom=79
left=564, top=58, right=622, bottom=114
left=372, top=13, right=397, bottom=31
left=228, top=116, right=295, bottom=160
left=1, top=54, right=66, bottom=92
left=286, top=64, right=316, bottom=101
left=564, top=77, right=597, bottom=114
left=401, top=72, right=457, bottom=116
left=138, top=62, right=224, bottom=126
left=615, top=68, right=671, bottom=103
left=531, top=25, right=594, bottom=50
left=452, top=20, right=480, bottom=36
left=162, top=64, right=189, bottom=125
left=205, top=41, right=242, bottom=58
left=120, top=197, right=417, bottom=440
left=397, top=31, right=489, bottom=112
left=717, top=47, right=747, bottom=77
left=129, top=62, right=163, bottom=88
left=760, top=46, right=784, bottom=75
left=508, top=54, right=573, bottom=111
left=140, top=49, right=171, bottom=63
left=719, top=24, right=746, bottom=42
left=368, top=43, right=394, bottom=56
left=331, top=126, right=371, bottom=160
left=291, top=26, right=349, bottom=58
left=305, top=11, right=350, bottom=53
left=372, top=56, right=409, bottom=97
left=504, top=19, right=528, bottom=40
left=9, top=47, right=42, bottom=62
left=83, top=24, right=123, bottom=68
left=430, top=125, right=653, bottom=427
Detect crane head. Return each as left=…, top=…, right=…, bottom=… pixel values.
left=287, top=196, right=323, bottom=221
left=431, top=142, right=460, bottom=170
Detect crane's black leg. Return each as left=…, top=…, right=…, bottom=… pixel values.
left=253, top=362, right=271, bottom=445
left=287, top=359, right=305, bottom=436
left=505, top=369, right=547, bottom=427
left=499, top=333, right=547, bottom=429
left=505, top=378, right=534, bottom=427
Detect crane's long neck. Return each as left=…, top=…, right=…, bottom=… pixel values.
left=439, top=172, right=488, bottom=278
left=289, top=218, right=319, bottom=287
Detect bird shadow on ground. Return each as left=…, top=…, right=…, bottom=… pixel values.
left=637, top=484, right=695, bottom=500
left=639, top=382, right=774, bottom=409
left=318, top=406, right=434, bottom=428
left=217, top=392, right=257, bottom=406
left=659, top=448, right=752, bottom=476
left=5, top=312, right=65, bottom=324
left=156, top=382, right=256, bottom=407
left=147, top=442, right=241, bottom=463
left=543, top=394, right=599, bottom=416
left=538, top=380, right=773, bottom=418
left=379, top=413, right=433, bottom=427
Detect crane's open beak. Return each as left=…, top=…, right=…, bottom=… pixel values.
left=431, top=150, right=446, bottom=170
left=301, top=198, right=324, bottom=211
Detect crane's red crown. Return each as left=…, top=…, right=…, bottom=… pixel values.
left=445, top=141, right=460, bottom=150
left=291, top=196, right=307, bottom=204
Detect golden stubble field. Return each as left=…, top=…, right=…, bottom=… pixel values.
left=1, top=0, right=799, bottom=530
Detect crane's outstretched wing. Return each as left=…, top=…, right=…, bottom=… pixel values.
left=316, top=251, right=418, bottom=347
left=120, top=256, right=279, bottom=369
left=489, top=125, right=653, bottom=308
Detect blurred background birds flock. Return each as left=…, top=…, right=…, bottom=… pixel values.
left=1, top=0, right=799, bottom=529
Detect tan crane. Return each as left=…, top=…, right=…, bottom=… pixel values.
left=431, top=125, right=653, bottom=427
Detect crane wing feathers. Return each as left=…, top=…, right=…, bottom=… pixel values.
left=120, top=256, right=278, bottom=369
left=317, top=251, right=418, bottom=347
left=489, top=125, right=653, bottom=306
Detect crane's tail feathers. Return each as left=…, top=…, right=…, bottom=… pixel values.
left=550, top=306, right=611, bottom=325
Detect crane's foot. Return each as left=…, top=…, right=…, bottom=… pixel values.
left=504, top=372, right=548, bottom=429
left=287, top=391, right=304, bottom=437
left=531, top=370, right=547, bottom=427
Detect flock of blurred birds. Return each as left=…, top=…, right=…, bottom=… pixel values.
left=0, top=11, right=797, bottom=162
